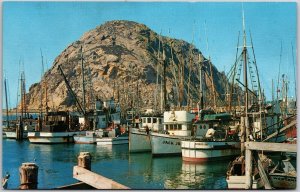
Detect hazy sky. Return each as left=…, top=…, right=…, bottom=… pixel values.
left=2, top=2, right=297, bottom=108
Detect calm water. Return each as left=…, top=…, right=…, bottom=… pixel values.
left=2, top=139, right=230, bottom=189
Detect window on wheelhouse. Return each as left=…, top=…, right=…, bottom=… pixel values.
left=147, top=118, right=151, bottom=123
left=153, top=118, right=157, bottom=124
left=159, top=118, right=162, bottom=124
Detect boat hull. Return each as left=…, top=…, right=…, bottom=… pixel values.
left=269, top=174, right=296, bottom=189
left=96, top=136, right=128, bottom=145
left=4, top=131, right=27, bottom=139
left=181, top=140, right=240, bottom=162
left=150, top=132, right=182, bottom=156
left=73, top=135, right=97, bottom=144
left=226, top=176, right=264, bottom=189
left=28, top=131, right=83, bottom=144
left=129, top=128, right=151, bottom=152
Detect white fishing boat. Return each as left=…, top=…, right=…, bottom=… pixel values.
left=129, top=115, right=163, bottom=152
left=28, top=111, right=83, bottom=144
left=181, top=140, right=240, bottom=162
left=73, top=130, right=101, bottom=144
left=73, top=99, right=123, bottom=144
left=28, top=131, right=83, bottom=143
left=96, top=133, right=129, bottom=145
left=4, top=119, right=37, bottom=139
left=181, top=113, right=241, bottom=162
left=150, top=110, right=196, bottom=156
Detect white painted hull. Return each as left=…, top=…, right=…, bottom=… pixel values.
left=150, top=132, right=182, bottom=156
left=96, top=136, right=128, bottom=145
left=73, top=135, right=97, bottom=144
left=4, top=131, right=27, bottom=139
left=129, top=128, right=151, bottom=152
left=28, top=131, right=83, bottom=144
left=181, top=140, right=240, bottom=162
left=226, top=176, right=264, bottom=189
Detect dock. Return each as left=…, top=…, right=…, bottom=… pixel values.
left=16, top=152, right=130, bottom=190
left=244, top=141, right=296, bottom=189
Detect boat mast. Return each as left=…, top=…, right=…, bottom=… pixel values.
left=40, top=50, right=44, bottom=116
left=198, top=54, right=204, bottom=111
left=204, top=21, right=216, bottom=110
left=276, top=41, right=282, bottom=101
left=155, top=31, right=162, bottom=113
left=22, top=72, right=27, bottom=118
left=162, top=49, right=167, bottom=111
left=58, top=65, right=85, bottom=115
left=241, top=7, right=249, bottom=155
left=187, top=25, right=195, bottom=110
left=80, top=45, right=86, bottom=114
left=4, top=76, right=10, bottom=129
left=179, top=44, right=185, bottom=109
left=20, top=72, right=24, bottom=120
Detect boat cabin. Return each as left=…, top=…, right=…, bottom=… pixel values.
left=140, top=116, right=163, bottom=132
left=163, top=110, right=195, bottom=137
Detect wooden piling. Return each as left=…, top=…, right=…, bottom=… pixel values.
left=77, top=152, right=91, bottom=170
left=245, top=149, right=252, bottom=189
left=16, top=117, right=23, bottom=140
left=19, top=163, right=38, bottom=189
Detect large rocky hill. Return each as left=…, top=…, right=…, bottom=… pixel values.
left=26, top=20, right=229, bottom=113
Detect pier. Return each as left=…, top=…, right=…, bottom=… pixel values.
left=244, top=141, right=296, bottom=189
left=16, top=152, right=129, bottom=190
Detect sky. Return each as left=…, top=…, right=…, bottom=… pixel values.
left=2, top=1, right=297, bottom=109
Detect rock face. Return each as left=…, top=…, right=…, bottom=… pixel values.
left=26, top=20, right=229, bottom=113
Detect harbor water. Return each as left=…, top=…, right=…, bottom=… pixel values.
left=2, top=139, right=230, bottom=189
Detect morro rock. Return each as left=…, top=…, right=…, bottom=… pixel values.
left=26, top=20, right=228, bottom=113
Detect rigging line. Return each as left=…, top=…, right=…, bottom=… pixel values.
left=229, top=31, right=240, bottom=111
left=247, top=60, right=255, bottom=94
left=249, top=30, right=262, bottom=101
left=227, top=52, right=243, bottom=79
left=202, top=69, right=226, bottom=107
left=291, top=43, right=296, bottom=100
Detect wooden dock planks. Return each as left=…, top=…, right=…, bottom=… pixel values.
left=245, top=142, right=296, bottom=153
left=73, top=166, right=130, bottom=189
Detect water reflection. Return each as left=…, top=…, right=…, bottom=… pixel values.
left=3, top=140, right=229, bottom=189
left=164, top=160, right=230, bottom=189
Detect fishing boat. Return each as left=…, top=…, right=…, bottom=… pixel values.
left=3, top=71, right=37, bottom=140
left=226, top=155, right=272, bottom=189
left=96, top=134, right=129, bottom=145
left=269, top=157, right=296, bottom=189
left=74, top=99, right=126, bottom=145
left=181, top=113, right=240, bottom=162
left=150, top=110, right=196, bottom=156
left=4, top=118, right=36, bottom=139
left=129, top=114, right=163, bottom=152
left=27, top=111, right=83, bottom=144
